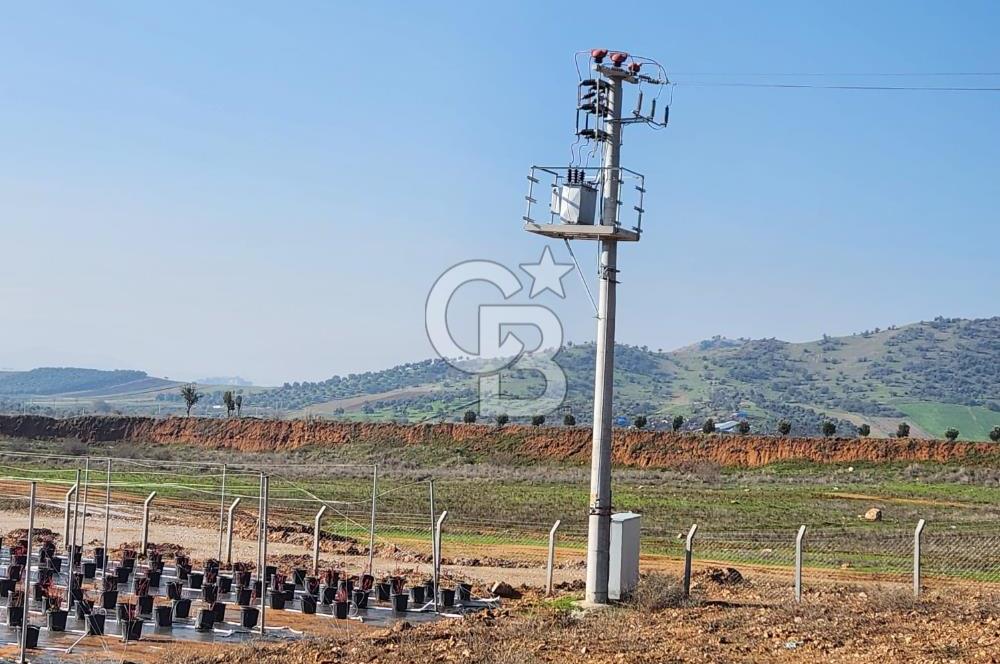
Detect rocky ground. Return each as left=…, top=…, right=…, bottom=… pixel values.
left=162, top=573, right=1000, bottom=664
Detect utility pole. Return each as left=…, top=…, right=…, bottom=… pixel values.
left=523, top=48, right=668, bottom=604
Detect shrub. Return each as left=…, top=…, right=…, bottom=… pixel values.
left=702, top=418, right=716, bottom=434
left=859, top=423, right=871, bottom=437
left=633, top=415, right=647, bottom=429
left=531, top=415, right=545, bottom=426
left=463, top=410, right=477, bottom=424
left=945, top=428, right=959, bottom=441
left=627, top=573, right=687, bottom=611
left=495, top=414, right=509, bottom=427
left=737, top=420, right=750, bottom=434
left=990, top=426, right=1000, bottom=443
left=777, top=420, right=791, bottom=436
left=822, top=421, right=837, bottom=437
left=672, top=415, right=684, bottom=432
left=563, top=413, right=576, bottom=426
left=897, top=422, right=911, bottom=438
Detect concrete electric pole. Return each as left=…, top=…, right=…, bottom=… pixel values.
left=523, top=48, right=669, bottom=604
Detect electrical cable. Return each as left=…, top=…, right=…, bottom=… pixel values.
left=675, top=81, right=1000, bottom=92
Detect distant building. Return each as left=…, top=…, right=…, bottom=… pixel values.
left=715, top=420, right=740, bottom=433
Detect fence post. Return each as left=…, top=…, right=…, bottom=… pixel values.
left=433, top=510, right=448, bottom=613
left=141, top=491, right=157, bottom=556
left=368, top=465, right=377, bottom=574
left=19, top=481, right=36, bottom=664
left=225, top=497, right=241, bottom=565
left=683, top=524, right=698, bottom=599
left=546, top=520, right=562, bottom=597
left=313, top=505, right=328, bottom=574
left=794, top=525, right=806, bottom=603
left=63, top=483, right=78, bottom=552
left=913, top=518, right=926, bottom=598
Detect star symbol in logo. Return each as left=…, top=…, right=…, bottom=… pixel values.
left=520, top=246, right=574, bottom=298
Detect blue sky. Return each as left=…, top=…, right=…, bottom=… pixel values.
left=2, top=1, right=998, bottom=385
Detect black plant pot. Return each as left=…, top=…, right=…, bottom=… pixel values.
left=178, top=564, right=190, bottom=581
left=116, top=566, right=131, bottom=584
left=173, top=598, right=192, bottom=619
left=352, top=589, right=369, bottom=609
left=7, top=605, right=23, bottom=627
left=138, top=594, right=154, bottom=615
left=195, top=608, right=215, bottom=632
left=377, top=583, right=391, bottom=602
left=0, top=579, right=12, bottom=598
left=268, top=590, right=286, bottom=610
left=94, top=547, right=105, bottom=568
left=102, top=590, right=119, bottom=610
left=87, top=613, right=106, bottom=636
left=150, top=559, right=165, bottom=573
left=236, top=588, right=252, bottom=606
left=409, top=586, right=425, bottom=605
left=301, top=594, right=317, bottom=615
left=293, top=568, right=307, bottom=587
left=83, top=561, right=97, bottom=579
left=188, top=572, right=204, bottom=589
left=237, top=571, right=252, bottom=588
left=264, top=565, right=277, bottom=582
left=391, top=593, right=408, bottom=613
left=322, top=586, right=335, bottom=605
left=306, top=577, right=320, bottom=597
left=218, top=575, right=232, bottom=594
left=283, top=582, right=296, bottom=595
left=123, top=618, right=143, bottom=642
left=334, top=600, right=349, bottom=619
left=456, top=583, right=472, bottom=602
left=240, top=606, right=259, bottom=629
left=202, top=583, right=218, bottom=604
left=24, top=624, right=39, bottom=649
left=75, top=599, right=94, bottom=619
left=252, top=580, right=263, bottom=597
left=122, top=557, right=135, bottom=570
left=116, top=602, right=133, bottom=622
left=338, top=579, right=354, bottom=597
left=33, top=582, right=45, bottom=602
left=423, top=581, right=435, bottom=600
left=213, top=601, right=227, bottom=623
left=440, top=588, right=455, bottom=607
left=49, top=557, right=63, bottom=574
left=155, top=605, right=173, bottom=627
left=166, top=581, right=182, bottom=601
left=48, top=608, right=69, bottom=631
left=147, top=570, right=162, bottom=587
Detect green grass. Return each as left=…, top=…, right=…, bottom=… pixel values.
left=895, top=402, right=1000, bottom=441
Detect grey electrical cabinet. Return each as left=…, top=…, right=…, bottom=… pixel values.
left=609, top=512, right=641, bottom=601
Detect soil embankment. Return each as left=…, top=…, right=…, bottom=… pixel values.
left=1, top=414, right=997, bottom=468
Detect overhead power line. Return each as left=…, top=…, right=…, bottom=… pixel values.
left=676, top=81, right=1000, bottom=92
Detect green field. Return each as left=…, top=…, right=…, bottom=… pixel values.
left=896, top=402, right=1000, bottom=441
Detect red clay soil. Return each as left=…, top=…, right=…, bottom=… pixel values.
left=2, top=414, right=998, bottom=469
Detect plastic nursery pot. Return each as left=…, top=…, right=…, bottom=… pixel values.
left=49, top=557, right=64, bottom=574
left=166, top=581, right=183, bottom=601
left=47, top=608, right=69, bottom=632
left=322, top=586, right=336, bottom=605
left=376, top=583, right=391, bottom=602
left=123, top=618, right=144, bottom=643
left=440, top=588, right=455, bottom=607
left=409, top=585, right=425, bottom=605
left=338, top=579, right=354, bottom=597
left=147, top=570, right=162, bottom=587
left=172, top=598, right=192, bottom=619
left=293, top=568, right=307, bottom=587
left=240, top=606, right=259, bottom=629
left=423, top=580, right=435, bottom=599
left=195, top=608, right=215, bottom=632
left=334, top=600, right=350, bottom=619
left=218, top=575, right=232, bottom=594
left=456, top=583, right=472, bottom=602
left=177, top=564, right=191, bottom=581
left=7, top=605, right=23, bottom=627
left=0, top=579, right=11, bottom=598
left=305, top=577, right=320, bottom=597
left=390, top=593, right=408, bottom=613
left=268, top=590, right=287, bottom=611
left=93, top=547, right=105, bottom=568
left=83, top=561, right=97, bottom=579
left=102, top=590, right=119, bottom=610
left=122, top=557, right=135, bottom=570
left=236, top=588, right=252, bottom=606
left=155, top=605, right=173, bottom=627
left=202, top=583, right=219, bottom=604
left=33, top=583, right=45, bottom=602
left=188, top=571, right=204, bottom=589
left=282, top=582, right=296, bottom=595
left=116, top=566, right=131, bottom=584
left=116, top=602, right=133, bottom=622
left=87, top=613, right=106, bottom=636
left=300, top=594, right=317, bottom=615
left=25, top=624, right=40, bottom=649
left=138, top=595, right=154, bottom=615
left=212, top=601, right=227, bottom=623
left=75, top=599, right=94, bottom=620
left=264, top=565, right=277, bottom=582
left=352, top=588, right=369, bottom=610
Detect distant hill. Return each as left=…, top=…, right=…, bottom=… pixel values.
left=195, top=376, right=254, bottom=387
left=241, top=317, right=1000, bottom=440
left=0, top=368, right=173, bottom=396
